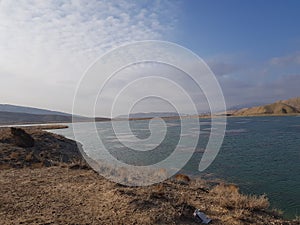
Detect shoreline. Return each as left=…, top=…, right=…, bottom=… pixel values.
left=0, top=127, right=299, bottom=224
left=0, top=123, right=69, bottom=129
left=0, top=113, right=299, bottom=128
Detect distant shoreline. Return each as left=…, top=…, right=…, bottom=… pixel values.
left=0, top=113, right=299, bottom=128
left=0, top=123, right=69, bottom=130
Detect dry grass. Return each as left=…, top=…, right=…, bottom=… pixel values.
left=68, top=158, right=90, bottom=170
left=270, top=208, right=284, bottom=218
left=25, top=151, right=34, bottom=162
left=211, top=183, right=270, bottom=211
left=0, top=167, right=297, bottom=225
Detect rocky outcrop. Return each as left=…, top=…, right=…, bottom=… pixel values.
left=10, top=127, right=35, bottom=148
left=0, top=127, right=88, bottom=169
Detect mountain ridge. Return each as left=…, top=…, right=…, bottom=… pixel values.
left=1, top=96, right=299, bottom=125
left=0, top=104, right=71, bottom=116
left=0, top=111, right=73, bottom=125
left=0, top=104, right=111, bottom=125
left=231, top=97, right=300, bottom=116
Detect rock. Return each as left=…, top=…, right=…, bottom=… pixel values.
left=10, top=127, right=35, bottom=148
left=174, top=174, right=191, bottom=185
left=42, top=159, right=52, bottom=167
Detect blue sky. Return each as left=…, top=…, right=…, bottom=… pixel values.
left=174, top=0, right=300, bottom=108
left=176, top=0, right=300, bottom=58
left=0, top=0, right=299, bottom=115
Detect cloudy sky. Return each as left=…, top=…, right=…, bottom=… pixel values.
left=0, top=0, right=299, bottom=116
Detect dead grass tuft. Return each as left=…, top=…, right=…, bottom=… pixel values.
left=211, top=184, right=270, bottom=211
left=68, top=159, right=90, bottom=170
left=270, top=208, right=284, bottom=218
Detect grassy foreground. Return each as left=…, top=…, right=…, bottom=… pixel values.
left=0, top=127, right=298, bottom=224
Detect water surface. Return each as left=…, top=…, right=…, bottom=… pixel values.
left=50, top=116, right=300, bottom=219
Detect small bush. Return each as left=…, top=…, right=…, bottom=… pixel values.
left=270, top=208, right=284, bottom=218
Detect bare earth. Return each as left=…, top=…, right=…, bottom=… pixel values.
left=1, top=167, right=299, bottom=225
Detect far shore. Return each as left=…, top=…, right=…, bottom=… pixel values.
left=1, top=112, right=299, bottom=128
left=0, top=123, right=69, bottom=129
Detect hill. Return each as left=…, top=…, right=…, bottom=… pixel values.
left=0, top=104, right=71, bottom=116
left=232, top=97, right=300, bottom=116
left=0, top=104, right=111, bottom=125
left=0, top=111, right=76, bottom=125
left=278, top=97, right=300, bottom=111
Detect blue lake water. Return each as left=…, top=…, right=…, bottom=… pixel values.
left=50, top=116, right=300, bottom=219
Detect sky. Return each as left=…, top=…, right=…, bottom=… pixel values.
left=0, top=0, right=299, bottom=116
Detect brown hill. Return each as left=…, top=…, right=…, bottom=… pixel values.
left=232, top=96, right=300, bottom=116
left=278, top=97, right=300, bottom=111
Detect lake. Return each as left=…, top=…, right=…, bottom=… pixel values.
left=50, top=116, right=300, bottom=219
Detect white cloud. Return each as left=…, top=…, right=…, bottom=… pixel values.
left=205, top=52, right=300, bottom=108
left=92, top=62, right=210, bottom=117
left=0, top=0, right=178, bottom=114
left=269, top=51, right=300, bottom=66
